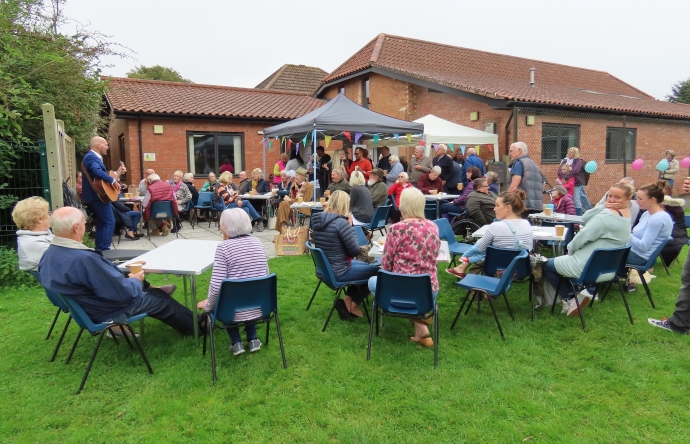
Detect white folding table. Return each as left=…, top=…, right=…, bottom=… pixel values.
left=528, top=212, right=583, bottom=225
left=424, top=193, right=460, bottom=219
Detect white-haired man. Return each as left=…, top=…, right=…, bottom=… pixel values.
left=508, top=141, right=544, bottom=215
left=432, top=144, right=454, bottom=191
left=408, top=146, right=432, bottom=185
left=461, top=147, right=485, bottom=185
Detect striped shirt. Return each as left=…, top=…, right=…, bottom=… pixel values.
left=204, top=236, right=269, bottom=318
left=475, top=219, right=533, bottom=253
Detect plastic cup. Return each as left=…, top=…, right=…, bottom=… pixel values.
left=457, top=183, right=463, bottom=191
left=249, top=190, right=257, bottom=196
left=324, top=190, right=330, bottom=197
left=555, top=225, right=565, bottom=237
left=297, top=197, right=304, bottom=204
left=127, top=261, right=145, bottom=274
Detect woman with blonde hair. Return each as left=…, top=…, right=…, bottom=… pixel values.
left=326, top=149, right=350, bottom=179
left=12, top=196, right=53, bottom=271
left=349, top=170, right=373, bottom=226
left=311, top=190, right=379, bottom=318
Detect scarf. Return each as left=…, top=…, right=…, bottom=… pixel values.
left=564, top=157, right=574, bottom=166
left=173, top=181, right=182, bottom=194
left=251, top=179, right=258, bottom=191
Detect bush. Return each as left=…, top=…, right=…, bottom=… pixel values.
left=0, top=246, right=38, bottom=288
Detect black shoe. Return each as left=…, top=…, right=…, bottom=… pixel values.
left=334, top=298, right=353, bottom=321
left=134, top=232, right=145, bottom=238
left=124, top=233, right=139, bottom=241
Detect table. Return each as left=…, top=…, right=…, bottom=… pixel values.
left=239, top=192, right=277, bottom=220
left=424, top=193, right=460, bottom=219
left=528, top=212, right=583, bottom=225
left=369, top=238, right=451, bottom=263
left=471, top=225, right=569, bottom=256
left=118, top=239, right=221, bottom=343
left=289, top=201, right=323, bottom=225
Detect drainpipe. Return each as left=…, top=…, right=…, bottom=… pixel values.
left=512, top=106, right=518, bottom=144
left=138, top=115, right=144, bottom=181
left=504, top=107, right=514, bottom=156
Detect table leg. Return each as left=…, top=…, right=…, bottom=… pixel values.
left=190, top=274, right=199, bottom=344
left=183, top=275, right=188, bottom=307
left=436, top=200, right=441, bottom=219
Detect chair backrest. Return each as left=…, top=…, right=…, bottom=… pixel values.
left=305, top=242, right=339, bottom=288
left=540, top=221, right=575, bottom=246
left=368, top=205, right=391, bottom=230
left=685, top=215, right=690, bottom=233
left=196, top=192, right=213, bottom=208
left=636, top=237, right=672, bottom=272
left=388, top=195, right=399, bottom=212
left=432, top=218, right=456, bottom=247
left=29, top=270, right=69, bottom=312
left=424, top=207, right=436, bottom=220
left=482, top=246, right=531, bottom=281
left=58, top=293, right=103, bottom=334
left=149, top=200, right=173, bottom=218
left=213, top=274, right=278, bottom=324
left=374, top=270, right=434, bottom=316
left=487, top=248, right=529, bottom=295
left=353, top=226, right=368, bottom=247
left=576, top=245, right=631, bottom=286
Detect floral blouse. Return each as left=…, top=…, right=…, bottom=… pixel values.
left=381, top=218, right=441, bottom=292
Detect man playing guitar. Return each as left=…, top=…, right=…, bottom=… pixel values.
left=81, top=136, right=126, bottom=252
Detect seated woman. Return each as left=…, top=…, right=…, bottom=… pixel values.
left=201, top=172, right=218, bottom=192
left=349, top=170, right=373, bottom=226
left=660, top=181, right=688, bottom=265
left=112, top=200, right=143, bottom=240
left=447, top=190, right=533, bottom=278
left=12, top=196, right=53, bottom=271
left=274, top=167, right=313, bottom=232
left=542, top=182, right=633, bottom=316
left=552, top=185, right=576, bottom=215
left=214, top=172, right=262, bottom=228
left=368, top=187, right=440, bottom=347
left=384, top=155, right=404, bottom=187
left=439, top=167, right=483, bottom=218
left=486, top=171, right=500, bottom=195
left=246, top=168, right=272, bottom=223
left=465, top=177, right=497, bottom=227
left=628, top=182, right=673, bottom=267
left=276, top=170, right=293, bottom=202
left=387, top=171, right=413, bottom=223
left=197, top=208, right=268, bottom=355
left=170, top=170, right=192, bottom=231
left=312, top=191, right=379, bottom=318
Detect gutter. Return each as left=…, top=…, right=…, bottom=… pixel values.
left=506, top=101, right=690, bottom=123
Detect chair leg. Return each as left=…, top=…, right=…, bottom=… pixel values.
left=617, top=280, right=634, bottom=325
left=662, top=258, right=671, bottom=276
left=434, top=305, right=439, bottom=368
left=639, top=273, right=655, bottom=309
left=550, top=277, right=563, bottom=314
left=46, top=308, right=62, bottom=340
left=76, top=329, right=106, bottom=394
left=265, top=319, right=270, bottom=345
left=466, top=291, right=479, bottom=316
left=502, top=293, right=515, bottom=320
left=322, top=288, right=342, bottom=332
left=486, top=297, right=505, bottom=341
left=362, top=295, right=371, bottom=324
left=274, top=313, right=287, bottom=369
left=51, top=315, right=72, bottom=362
left=375, top=303, right=380, bottom=336
left=367, top=304, right=375, bottom=361
left=126, top=324, right=153, bottom=374
left=209, top=322, right=217, bottom=383
left=202, top=317, right=208, bottom=356
left=306, top=281, right=321, bottom=311
left=65, top=328, right=85, bottom=364
left=117, top=325, right=134, bottom=349
left=529, top=276, right=535, bottom=321
left=451, top=291, right=471, bottom=330
left=573, top=294, right=587, bottom=331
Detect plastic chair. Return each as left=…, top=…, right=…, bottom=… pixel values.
left=432, top=218, right=472, bottom=268
left=453, top=248, right=528, bottom=340
left=193, top=192, right=216, bottom=228
left=367, top=270, right=438, bottom=367
left=202, top=274, right=286, bottom=382
left=180, top=200, right=194, bottom=230
left=58, top=294, right=151, bottom=394
left=549, top=246, right=631, bottom=331
left=305, top=242, right=371, bottom=332
left=29, top=271, right=72, bottom=362
left=367, top=205, right=391, bottom=236
left=424, top=206, right=437, bottom=220
left=480, top=247, right=535, bottom=320
left=353, top=225, right=369, bottom=246
left=146, top=200, right=179, bottom=240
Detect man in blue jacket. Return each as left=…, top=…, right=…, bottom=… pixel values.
left=461, top=147, right=485, bottom=184
left=81, top=136, right=126, bottom=252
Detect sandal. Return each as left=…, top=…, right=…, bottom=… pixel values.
left=445, top=268, right=466, bottom=278
left=410, top=336, right=434, bottom=348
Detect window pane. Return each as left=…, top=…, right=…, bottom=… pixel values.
left=188, top=134, right=215, bottom=176
left=606, top=127, right=636, bottom=162
left=541, top=123, right=580, bottom=163
left=217, top=134, right=243, bottom=175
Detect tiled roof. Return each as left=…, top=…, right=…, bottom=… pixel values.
left=323, top=34, right=690, bottom=119
left=104, top=77, right=325, bottom=119
left=256, top=64, right=328, bottom=94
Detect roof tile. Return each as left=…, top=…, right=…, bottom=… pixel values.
left=256, top=64, right=328, bottom=94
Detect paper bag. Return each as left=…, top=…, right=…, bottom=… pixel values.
left=274, top=227, right=308, bottom=256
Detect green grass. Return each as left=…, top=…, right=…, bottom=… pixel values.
left=1, top=250, right=689, bottom=442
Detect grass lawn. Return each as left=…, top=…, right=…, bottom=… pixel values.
left=1, top=249, right=689, bottom=442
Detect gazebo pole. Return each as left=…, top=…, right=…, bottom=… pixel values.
left=262, top=138, right=266, bottom=183
left=312, top=126, right=317, bottom=202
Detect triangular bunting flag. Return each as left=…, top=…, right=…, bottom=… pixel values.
left=475, top=145, right=480, bottom=156
left=419, top=140, right=426, bottom=146
left=448, top=144, right=454, bottom=151
left=354, top=132, right=362, bottom=144
left=296, top=143, right=300, bottom=153
left=460, top=145, right=466, bottom=155
left=406, top=133, right=412, bottom=142
left=268, top=141, right=273, bottom=151
left=432, top=144, right=437, bottom=150
left=302, top=135, right=308, bottom=146
left=343, top=131, right=351, bottom=142
left=287, top=139, right=292, bottom=148
left=373, top=135, right=380, bottom=146
left=394, top=133, right=400, bottom=142
left=487, top=144, right=493, bottom=153
left=324, top=135, right=332, bottom=148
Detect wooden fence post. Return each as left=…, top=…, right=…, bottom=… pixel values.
left=42, top=103, right=64, bottom=209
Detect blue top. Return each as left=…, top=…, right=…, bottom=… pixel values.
left=510, top=160, right=524, bottom=177
left=81, top=151, right=115, bottom=204
left=462, top=154, right=485, bottom=184
left=630, top=211, right=672, bottom=260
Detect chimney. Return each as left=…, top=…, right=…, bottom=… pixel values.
left=530, top=68, right=535, bottom=87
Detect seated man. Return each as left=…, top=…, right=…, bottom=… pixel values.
left=327, top=167, right=352, bottom=195
left=39, top=207, right=199, bottom=336
left=465, top=178, right=497, bottom=227
left=417, top=166, right=444, bottom=194
left=142, top=173, right=178, bottom=236
left=274, top=167, right=313, bottom=231
left=138, top=168, right=155, bottom=196
left=237, top=171, right=250, bottom=194
left=368, top=168, right=389, bottom=208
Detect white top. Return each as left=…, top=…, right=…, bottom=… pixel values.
left=119, top=239, right=220, bottom=275
left=474, top=219, right=534, bottom=253
left=16, top=230, right=53, bottom=271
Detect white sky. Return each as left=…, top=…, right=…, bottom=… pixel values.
left=64, top=0, right=690, bottom=100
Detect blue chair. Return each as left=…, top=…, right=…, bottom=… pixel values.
left=353, top=225, right=369, bottom=246
left=424, top=206, right=437, bottom=220
left=367, top=205, right=391, bottom=236
left=453, top=248, right=528, bottom=340
left=147, top=200, right=179, bottom=240
left=305, top=243, right=371, bottom=331
left=367, top=270, right=438, bottom=367
left=193, top=192, right=215, bottom=228
left=549, top=246, right=631, bottom=330
left=480, top=247, right=535, bottom=320
left=29, top=271, right=72, bottom=362
left=202, top=274, right=286, bottom=382
left=433, top=218, right=472, bottom=268
left=58, top=294, right=151, bottom=394
left=180, top=200, right=194, bottom=230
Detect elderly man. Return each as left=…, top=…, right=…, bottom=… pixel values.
left=39, top=207, right=199, bottom=335
left=368, top=168, right=389, bottom=208
left=201, top=172, right=218, bottom=192
left=462, top=147, right=485, bottom=185
left=137, top=168, right=155, bottom=196
left=377, top=146, right=392, bottom=172
left=417, top=166, right=444, bottom=195
left=508, top=141, right=544, bottom=215
left=274, top=167, right=314, bottom=231
left=432, top=144, right=454, bottom=190
left=408, top=145, right=433, bottom=185
left=142, top=173, right=178, bottom=236
left=660, top=150, right=680, bottom=188
left=465, top=177, right=497, bottom=226
left=327, top=167, right=352, bottom=194
left=81, top=136, right=126, bottom=252
left=237, top=171, right=250, bottom=194
left=347, top=147, right=373, bottom=180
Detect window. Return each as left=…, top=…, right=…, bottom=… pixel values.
left=606, top=127, right=636, bottom=162
left=541, top=123, right=580, bottom=163
left=187, top=132, right=244, bottom=177
left=362, top=78, right=370, bottom=109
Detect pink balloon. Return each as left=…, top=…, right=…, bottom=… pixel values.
left=631, top=158, right=644, bottom=171
left=681, top=157, right=690, bottom=168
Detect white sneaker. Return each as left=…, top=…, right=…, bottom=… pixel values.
left=567, top=295, right=592, bottom=317
left=561, top=299, right=572, bottom=314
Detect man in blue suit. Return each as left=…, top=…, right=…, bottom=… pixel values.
left=81, top=136, right=126, bottom=252
left=462, top=147, right=485, bottom=185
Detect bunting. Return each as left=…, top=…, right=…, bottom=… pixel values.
left=373, top=134, right=380, bottom=146
left=296, top=142, right=300, bottom=153
left=487, top=143, right=493, bottom=153
left=419, top=140, right=426, bottom=146
left=287, top=139, right=292, bottom=149
left=460, top=145, right=466, bottom=155
left=343, top=131, right=351, bottom=142
left=475, top=145, right=480, bottom=156
left=406, top=133, right=412, bottom=142
left=268, top=141, right=273, bottom=152
left=448, top=144, right=454, bottom=151
left=354, top=132, right=363, bottom=144
left=302, top=134, right=307, bottom=146
left=394, top=133, right=400, bottom=142
left=324, top=135, right=333, bottom=148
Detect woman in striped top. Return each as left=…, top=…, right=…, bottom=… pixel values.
left=197, top=208, right=269, bottom=355
left=447, top=190, right=533, bottom=278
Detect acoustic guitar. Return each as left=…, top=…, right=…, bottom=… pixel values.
left=92, top=171, right=120, bottom=203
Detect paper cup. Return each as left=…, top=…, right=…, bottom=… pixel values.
left=127, top=261, right=146, bottom=274
left=249, top=190, right=257, bottom=195
left=124, top=193, right=132, bottom=199
left=320, top=197, right=326, bottom=204
left=544, top=208, right=553, bottom=216
left=324, top=190, right=330, bottom=197
left=555, top=225, right=565, bottom=236
left=457, top=183, right=463, bottom=190
left=297, top=197, right=304, bottom=203
left=430, top=190, right=438, bottom=195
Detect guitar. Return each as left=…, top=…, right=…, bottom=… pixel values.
left=92, top=171, right=120, bottom=203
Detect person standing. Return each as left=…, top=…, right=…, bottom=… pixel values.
left=558, top=147, right=590, bottom=214
left=377, top=146, right=392, bottom=172
left=316, top=146, right=331, bottom=195
left=408, top=146, right=432, bottom=186
left=659, top=150, right=679, bottom=188
left=507, top=141, right=544, bottom=216
left=273, top=153, right=289, bottom=184
left=81, top=136, right=126, bottom=252
left=432, top=144, right=454, bottom=192
left=462, top=147, right=485, bottom=185
left=347, top=147, right=373, bottom=180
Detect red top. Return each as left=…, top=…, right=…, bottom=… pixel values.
left=347, top=158, right=373, bottom=180
left=387, top=182, right=413, bottom=207
left=417, top=173, right=444, bottom=194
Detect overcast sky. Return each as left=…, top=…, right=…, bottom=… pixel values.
left=64, top=0, right=690, bottom=100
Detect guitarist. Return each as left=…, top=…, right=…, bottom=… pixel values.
left=81, top=136, right=126, bottom=252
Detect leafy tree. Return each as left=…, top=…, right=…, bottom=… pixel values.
left=127, top=65, right=192, bottom=83
left=666, top=78, right=690, bottom=104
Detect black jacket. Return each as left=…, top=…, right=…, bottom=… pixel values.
left=311, top=212, right=359, bottom=278
left=183, top=180, right=199, bottom=205
left=433, top=154, right=455, bottom=182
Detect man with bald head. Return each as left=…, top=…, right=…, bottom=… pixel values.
left=39, top=207, right=198, bottom=336
left=461, top=147, right=485, bottom=185
left=138, top=168, right=155, bottom=195
left=81, top=136, right=126, bottom=252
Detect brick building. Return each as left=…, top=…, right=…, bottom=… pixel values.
left=102, top=77, right=325, bottom=188
left=315, top=34, right=690, bottom=198
left=256, top=64, right=328, bottom=95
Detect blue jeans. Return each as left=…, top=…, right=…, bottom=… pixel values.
left=128, top=211, right=141, bottom=233
left=542, top=258, right=595, bottom=300
left=215, top=200, right=261, bottom=221
left=226, top=324, right=257, bottom=345
left=337, top=260, right=380, bottom=304
left=626, top=250, right=648, bottom=267
left=666, top=179, right=675, bottom=188
left=87, top=200, right=115, bottom=252
left=573, top=186, right=592, bottom=211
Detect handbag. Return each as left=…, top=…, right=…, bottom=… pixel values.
left=274, top=226, right=307, bottom=256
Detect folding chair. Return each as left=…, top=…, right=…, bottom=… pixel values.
left=367, top=205, right=391, bottom=236
left=453, top=248, right=528, bottom=340
left=432, top=218, right=472, bottom=268
left=58, top=294, right=152, bottom=394
left=146, top=200, right=179, bottom=240
left=305, top=243, right=371, bottom=331
left=367, top=270, right=438, bottom=367
left=202, top=274, right=286, bottom=383
left=29, top=271, right=72, bottom=362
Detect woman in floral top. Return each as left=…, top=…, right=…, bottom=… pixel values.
left=368, top=187, right=440, bottom=347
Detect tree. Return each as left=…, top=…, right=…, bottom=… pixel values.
left=127, top=65, right=192, bottom=83
left=666, top=78, right=690, bottom=104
